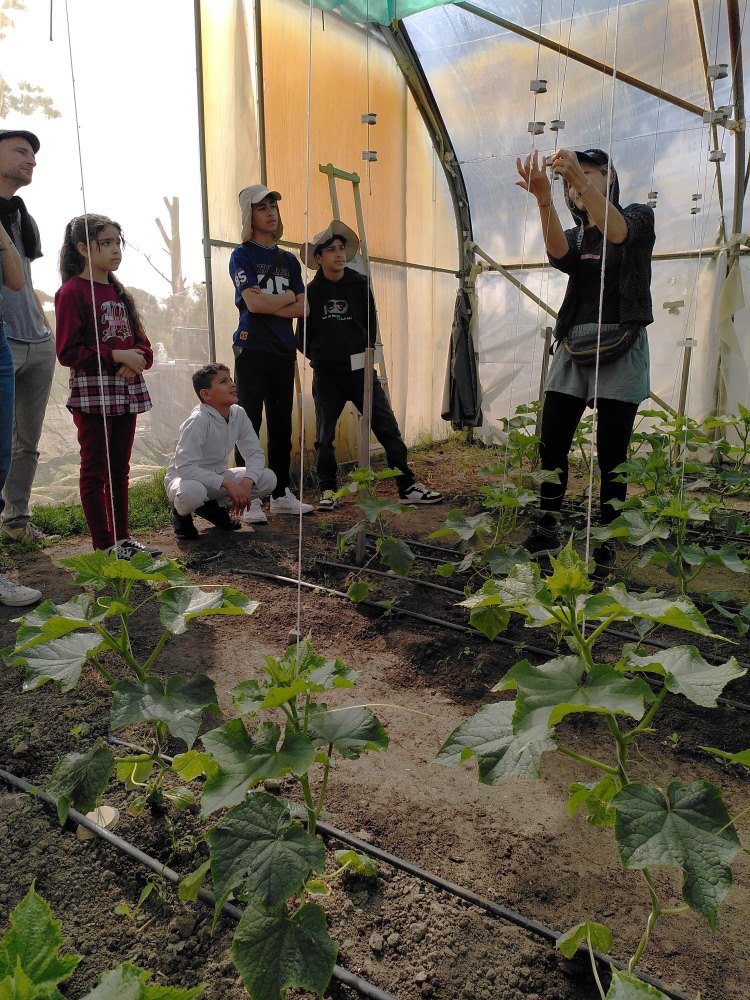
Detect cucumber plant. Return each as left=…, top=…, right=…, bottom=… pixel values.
left=334, top=466, right=415, bottom=601
left=3, top=550, right=256, bottom=819
left=178, top=636, right=387, bottom=1000
left=0, top=886, right=203, bottom=998
left=438, top=542, right=745, bottom=997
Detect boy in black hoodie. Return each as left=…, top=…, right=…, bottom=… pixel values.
left=299, top=221, right=443, bottom=510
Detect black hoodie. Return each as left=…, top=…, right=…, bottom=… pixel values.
left=549, top=164, right=656, bottom=342
left=297, top=266, right=378, bottom=376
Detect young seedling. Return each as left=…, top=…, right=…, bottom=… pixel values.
left=438, top=542, right=745, bottom=996
left=3, top=550, right=257, bottom=820
left=0, top=886, right=204, bottom=998
left=178, top=636, right=388, bottom=1000
left=335, top=466, right=415, bottom=600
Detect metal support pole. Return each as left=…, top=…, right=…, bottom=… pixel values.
left=193, top=0, right=217, bottom=363
left=471, top=242, right=558, bottom=320
left=254, top=0, right=267, bottom=186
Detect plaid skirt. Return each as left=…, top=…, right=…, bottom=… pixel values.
left=66, top=371, right=152, bottom=415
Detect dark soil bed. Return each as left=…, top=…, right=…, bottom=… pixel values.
left=1, top=441, right=749, bottom=1000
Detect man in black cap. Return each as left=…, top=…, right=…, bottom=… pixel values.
left=516, top=146, right=655, bottom=578
left=0, top=128, right=56, bottom=546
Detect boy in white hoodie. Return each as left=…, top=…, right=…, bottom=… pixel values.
left=165, top=363, right=276, bottom=539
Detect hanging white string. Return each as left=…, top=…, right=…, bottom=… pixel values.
left=294, top=0, right=317, bottom=657
left=583, top=0, right=622, bottom=571
left=63, top=0, right=119, bottom=557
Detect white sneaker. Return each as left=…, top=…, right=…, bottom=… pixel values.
left=269, top=488, right=314, bottom=515
left=0, top=574, right=41, bottom=607
left=242, top=499, right=268, bottom=525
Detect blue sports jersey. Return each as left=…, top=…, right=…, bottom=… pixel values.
left=229, top=241, right=304, bottom=358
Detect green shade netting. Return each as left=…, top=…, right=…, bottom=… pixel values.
left=301, top=0, right=456, bottom=25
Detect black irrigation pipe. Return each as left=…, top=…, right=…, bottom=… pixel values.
left=315, top=559, right=750, bottom=709
left=102, top=739, right=693, bottom=1000
left=230, top=569, right=561, bottom=661
left=0, top=768, right=395, bottom=1000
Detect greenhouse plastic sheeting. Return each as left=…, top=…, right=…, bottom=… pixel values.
left=404, top=0, right=749, bottom=434
left=201, top=0, right=458, bottom=472
left=302, top=0, right=457, bottom=26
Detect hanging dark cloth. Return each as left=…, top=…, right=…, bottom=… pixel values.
left=0, top=195, right=41, bottom=260
left=442, top=288, right=482, bottom=428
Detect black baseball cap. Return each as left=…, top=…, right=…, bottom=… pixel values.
left=576, top=148, right=609, bottom=166
left=0, top=129, right=40, bottom=153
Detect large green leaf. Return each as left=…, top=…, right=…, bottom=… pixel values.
left=376, top=536, right=414, bottom=576
left=82, top=962, right=204, bottom=999
left=435, top=701, right=555, bottom=782
left=207, top=792, right=325, bottom=911
left=430, top=509, right=493, bottom=543
left=231, top=900, right=336, bottom=1000
left=0, top=889, right=79, bottom=995
left=622, top=647, right=745, bottom=707
left=158, top=586, right=257, bottom=635
left=613, top=782, right=741, bottom=929
left=46, top=744, right=115, bottom=825
left=59, top=551, right=186, bottom=588
left=306, top=704, right=388, bottom=758
left=200, top=720, right=315, bottom=815
left=500, top=657, right=651, bottom=740
left=555, top=921, right=613, bottom=958
left=594, top=585, right=717, bottom=636
left=461, top=562, right=546, bottom=614
left=605, top=969, right=669, bottom=998
left=567, top=774, right=620, bottom=827
left=111, top=675, right=219, bottom=748
left=11, top=596, right=96, bottom=651
left=356, top=495, right=404, bottom=523
left=6, top=633, right=104, bottom=693
left=469, top=605, right=510, bottom=640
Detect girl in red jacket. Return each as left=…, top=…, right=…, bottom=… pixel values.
left=55, top=214, right=161, bottom=558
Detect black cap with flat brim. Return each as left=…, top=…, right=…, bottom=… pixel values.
left=575, top=148, right=609, bottom=167
left=0, top=129, right=40, bottom=153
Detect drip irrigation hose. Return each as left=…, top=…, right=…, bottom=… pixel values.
left=0, top=768, right=395, bottom=1000
left=313, top=560, right=750, bottom=707
left=228, top=569, right=559, bottom=659
left=101, top=740, right=693, bottom=1000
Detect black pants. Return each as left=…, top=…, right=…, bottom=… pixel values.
left=312, top=370, right=414, bottom=494
left=539, top=391, right=639, bottom=524
left=235, top=349, right=295, bottom=498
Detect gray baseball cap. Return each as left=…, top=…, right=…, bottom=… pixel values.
left=0, top=129, right=40, bottom=153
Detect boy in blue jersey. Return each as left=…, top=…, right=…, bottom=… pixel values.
left=229, top=185, right=313, bottom=523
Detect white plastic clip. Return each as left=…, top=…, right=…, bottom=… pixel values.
left=527, top=121, right=545, bottom=135
left=708, top=64, right=728, bottom=80
left=690, top=206, right=701, bottom=215
left=648, top=200, right=657, bottom=209
left=691, top=193, right=702, bottom=201
left=530, top=79, right=547, bottom=94
left=361, top=112, right=377, bottom=125
left=709, top=149, right=726, bottom=162
left=703, top=109, right=727, bottom=125
left=362, top=150, right=378, bottom=162
left=648, top=191, right=658, bottom=200
left=549, top=119, right=565, bottom=131
left=663, top=300, right=684, bottom=314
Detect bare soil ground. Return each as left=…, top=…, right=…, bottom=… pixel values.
left=1, top=440, right=749, bottom=1000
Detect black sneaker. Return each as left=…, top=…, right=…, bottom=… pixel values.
left=108, top=538, right=163, bottom=560
left=195, top=499, right=241, bottom=531
left=399, top=481, right=444, bottom=505
left=171, top=506, right=199, bottom=540
left=521, top=525, right=562, bottom=559
left=592, top=541, right=617, bottom=581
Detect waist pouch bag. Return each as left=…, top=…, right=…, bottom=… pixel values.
left=563, top=324, right=640, bottom=366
